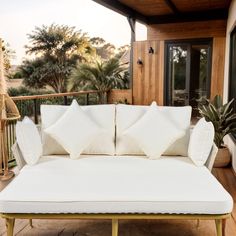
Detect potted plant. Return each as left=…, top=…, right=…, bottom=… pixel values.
left=198, top=95, right=236, bottom=167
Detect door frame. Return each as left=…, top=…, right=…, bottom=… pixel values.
left=164, top=38, right=213, bottom=106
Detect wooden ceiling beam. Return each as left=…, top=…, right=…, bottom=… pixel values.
left=93, top=1, right=228, bottom=25
left=148, top=9, right=228, bottom=24
left=163, top=0, right=179, bottom=14
left=92, top=0, right=148, bottom=24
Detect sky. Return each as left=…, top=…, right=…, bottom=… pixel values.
left=0, top=0, right=147, bottom=65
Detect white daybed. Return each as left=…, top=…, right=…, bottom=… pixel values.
left=0, top=103, right=233, bottom=236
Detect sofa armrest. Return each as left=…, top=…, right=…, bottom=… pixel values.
left=205, top=143, right=218, bottom=171
left=11, top=142, right=26, bottom=170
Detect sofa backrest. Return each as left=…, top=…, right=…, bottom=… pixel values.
left=12, top=103, right=217, bottom=171
left=116, top=104, right=192, bottom=156
left=40, top=104, right=116, bottom=155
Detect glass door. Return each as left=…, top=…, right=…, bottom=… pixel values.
left=166, top=44, right=190, bottom=106
left=229, top=27, right=236, bottom=139
left=165, top=39, right=212, bottom=116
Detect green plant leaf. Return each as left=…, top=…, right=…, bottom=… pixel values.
left=213, top=95, right=223, bottom=109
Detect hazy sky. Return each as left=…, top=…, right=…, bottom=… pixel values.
left=0, top=0, right=147, bottom=64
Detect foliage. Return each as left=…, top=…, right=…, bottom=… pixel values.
left=1, top=41, right=16, bottom=75
left=70, top=58, right=126, bottom=103
left=115, top=44, right=130, bottom=59
left=170, top=46, right=187, bottom=90
left=90, top=37, right=116, bottom=60
left=117, top=98, right=130, bottom=104
left=198, top=95, right=236, bottom=148
left=26, top=24, right=93, bottom=60
left=120, top=70, right=130, bottom=89
left=20, top=24, right=93, bottom=92
left=8, top=86, right=51, bottom=97
left=6, top=70, right=23, bottom=80
left=20, top=55, right=76, bottom=92
left=13, top=71, right=23, bottom=79
left=89, top=37, right=130, bottom=61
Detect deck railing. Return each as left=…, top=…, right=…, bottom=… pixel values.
left=6, top=90, right=106, bottom=165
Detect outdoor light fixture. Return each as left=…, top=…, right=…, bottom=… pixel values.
left=149, top=46, right=154, bottom=54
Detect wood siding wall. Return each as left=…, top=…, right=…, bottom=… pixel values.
left=133, top=40, right=164, bottom=105
left=132, top=20, right=226, bottom=105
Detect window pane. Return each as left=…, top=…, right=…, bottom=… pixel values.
left=190, top=45, right=211, bottom=117
left=168, top=45, right=188, bottom=106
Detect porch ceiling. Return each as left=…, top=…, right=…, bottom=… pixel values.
left=92, top=0, right=231, bottom=24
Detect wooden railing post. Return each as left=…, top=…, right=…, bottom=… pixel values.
left=64, top=96, right=68, bottom=105
left=105, top=91, right=108, bottom=104
left=33, top=99, right=38, bottom=124
left=85, top=93, right=89, bottom=105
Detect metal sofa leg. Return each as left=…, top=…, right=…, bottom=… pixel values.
left=112, top=219, right=118, bottom=236
left=222, top=219, right=226, bottom=236
left=29, top=219, right=33, bottom=228
left=5, top=218, right=15, bottom=236
left=196, top=219, right=200, bottom=228
left=215, top=219, right=222, bottom=236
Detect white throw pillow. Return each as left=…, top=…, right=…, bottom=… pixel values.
left=11, top=143, right=26, bottom=170
left=188, top=118, right=214, bottom=166
left=45, top=100, right=104, bottom=159
left=116, top=104, right=192, bottom=156
left=16, top=117, right=42, bottom=165
left=124, top=102, right=185, bottom=159
left=40, top=104, right=115, bottom=155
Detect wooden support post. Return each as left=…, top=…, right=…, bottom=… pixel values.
left=127, top=16, right=136, bottom=104
left=5, top=218, right=15, bottom=236
left=112, top=219, right=118, bottom=236
left=215, top=219, right=222, bottom=236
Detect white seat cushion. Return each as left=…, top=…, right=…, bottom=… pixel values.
left=41, top=104, right=116, bottom=155
left=124, top=103, right=185, bottom=159
left=45, top=100, right=105, bottom=159
left=0, top=156, right=233, bottom=214
left=116, top=104, right=192, bottom=156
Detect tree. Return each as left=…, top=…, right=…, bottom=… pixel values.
left=90, top=37, right=116, bottom=60
left=1, top=41, right=16, bottom=75
left=20, top=56, right=76, bottom=92
left=70, top=58, right=126, bottom=103
left=116, top=44, right=130, bottom=59
left=20, top=24, right=93, bottom=92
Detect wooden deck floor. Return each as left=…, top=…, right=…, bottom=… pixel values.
left=0, top=167, right=235, bottom=236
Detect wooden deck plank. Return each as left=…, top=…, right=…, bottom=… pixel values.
left=0, top=167, right=235, bottom=235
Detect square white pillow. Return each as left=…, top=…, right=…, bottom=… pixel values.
left=116, top=104, right=192, bottom=156
left=40, top=104, right=115, bottom=155
left=16, top=117, right=42, bottom=165
left=45, top=100, right=104, bottom=159
left=188, top=118, right=214, bottom=166
left=124, top=102, right=185, bottom=159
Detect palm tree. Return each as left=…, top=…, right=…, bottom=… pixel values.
left=70, top=58, right=127, bottom=103
left=20, top=24, right=94, bottom=93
